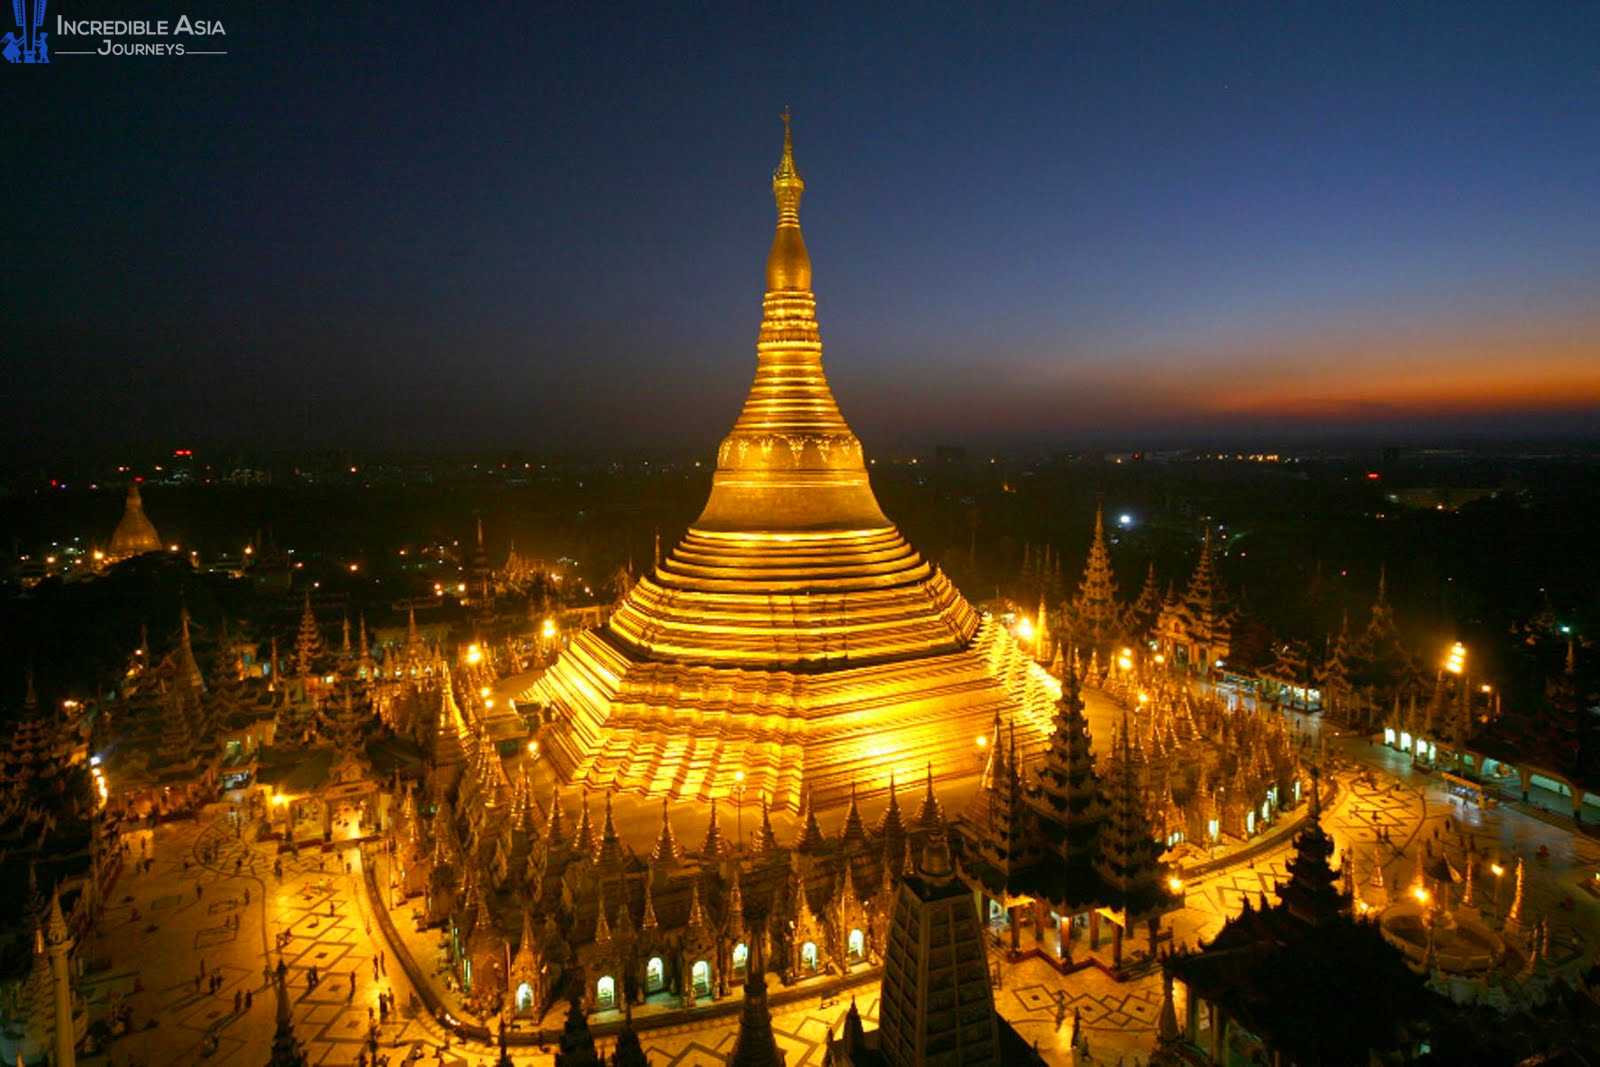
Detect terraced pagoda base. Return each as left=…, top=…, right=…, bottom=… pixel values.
left=519, top=619, right=1059, bottom=812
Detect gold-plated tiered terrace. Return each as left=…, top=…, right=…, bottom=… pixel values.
left=522, top=118, right=1057, bottom=811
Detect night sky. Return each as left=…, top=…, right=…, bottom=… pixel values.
left=7, top=1, right=1599, bottom=460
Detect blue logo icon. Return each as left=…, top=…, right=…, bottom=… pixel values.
left=5, top=0, right=48, bottom=63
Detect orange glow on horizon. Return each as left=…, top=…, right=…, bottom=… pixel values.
left=1162, top=336, right=1600, bottom=420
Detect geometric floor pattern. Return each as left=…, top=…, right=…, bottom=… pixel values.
left=75, top=711, right=1600, bottom=1066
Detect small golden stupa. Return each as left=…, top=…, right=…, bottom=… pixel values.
left=108, top=484, right=163, bottom=560
left=524, top=118, right=1057, bottom=810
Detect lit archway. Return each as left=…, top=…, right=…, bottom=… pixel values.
left=515, top=982, right=534, bottom=1014
left=691, top=960, right=711, bottom=995
left=646, top=956, right=665, bottom=993
left=848, top=928, right=864, bottom=961
left=801, top=941, right=818, bottom=972
left=732, top=943, right=748, bottom=973
left=596, top=975, right=616, bottom=1010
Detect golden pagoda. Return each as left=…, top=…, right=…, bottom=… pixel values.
left=522, top=118, right=1058, bottom=811
left=108, top=483, right=163, bottom=560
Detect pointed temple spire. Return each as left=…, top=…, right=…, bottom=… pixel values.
left=1033, top=663, right=1103, bottom=851
left=545, top=785, right=567, bottom=845
left=793, top=789, right=825, bottom=853
left=915, top=762, right=945, bottom=837
left=641, top=872, right=659, bottom=931
left=839, top=781, right=867, bottom=852
left=651, top=797, right=682, bottom=866
left=268, top=961, right=309, bottom=1066
left=700, top=795, right=728, bottom=858
left=878, top=771, right=907, bottom=867
left=727, top=925, right=785, bottom=1067
left=1276, top=765, right=1347, bottom=925
left=295, top=592, right=322, bottom=680
left=1092, top=714, right=1167, bottom=904
left=595, top=790, right=624, bottom=869
left=571, top=790, right=595, bottom=856
left=175, top=604, right=205, bottom=692
left=1069, top=500, right=1123, bottom=656
left=613, top=998, right=650, bottom=1067
left=751, top=795, right=779, bottom=853
left=554, top=995, right=600, bottom=1067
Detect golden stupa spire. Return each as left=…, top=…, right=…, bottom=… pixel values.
left=692, top=114, right=888, bottom=533
left=765, top=108, right=809, bottom=293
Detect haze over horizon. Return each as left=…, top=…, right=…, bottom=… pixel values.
left=7, top=2, right=1599, bottom=461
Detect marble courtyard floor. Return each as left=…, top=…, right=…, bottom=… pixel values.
left=75, top=717, right=1600, bottom=1066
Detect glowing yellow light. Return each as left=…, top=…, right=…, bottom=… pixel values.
left=272, top=795, right=286, bottom=806
left=542, top=618, right=557, bottom=639
left=348, top=563, right=359, bottom=572
left=527, top=740, right=539, bottom=755
left=734, top=770, right=745, bottom=783
left=1153, top=653, right=1165, bottom=665
left=1015, top=617, right=1034, bottom=642
left=169, top=544, right=180, bottom=552
left=1491, top=863, right=1504, bottom=876
left=976, top=735, right=988, bottom=749
left=244, top=545, right=253, bottom=555
left=1445, top=642, right=1466, bottom=675
left=457, top=583, right=467, bottom=593
left=92, top=550, right=105, bottom=561
left=1167, top=875, right=1183, bottom=892
left=1121, top=647, right=1132, bottom=657
left=1118, top=656, right=1133, bottom=671
left=1138, top=691, right=1149, bottom=705
left=484, top=699, right=495, bottom=709
left=1480, top=684, right=1492, bottom=693
left=480, top=687, right=491, bottom=698
left=1411, top=886, right=1430, bottom=904
left=465, top=644, right=483, bottom=666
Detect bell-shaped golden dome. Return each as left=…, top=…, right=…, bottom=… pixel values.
left=109, top=484, right=162, bottom=560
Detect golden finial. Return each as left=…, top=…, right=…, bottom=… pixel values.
left=772, top=109, right=804, bottom=218
left=767, top=110, right=810, bottom=290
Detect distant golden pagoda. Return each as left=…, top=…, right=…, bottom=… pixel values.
left=108, top=484, right=162, bottom=560
left=523, top=118, right=1057, bottom=811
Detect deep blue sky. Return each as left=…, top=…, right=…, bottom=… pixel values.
left=6, top=1, right=1598, bottom=460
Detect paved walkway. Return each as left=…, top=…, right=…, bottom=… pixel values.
left=74, top=703, right=1600, bottom=1066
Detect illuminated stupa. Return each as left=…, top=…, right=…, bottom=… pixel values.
left=108, top=483, right=163, bottom=560
left=524, top=119, right=1057, bottom=811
